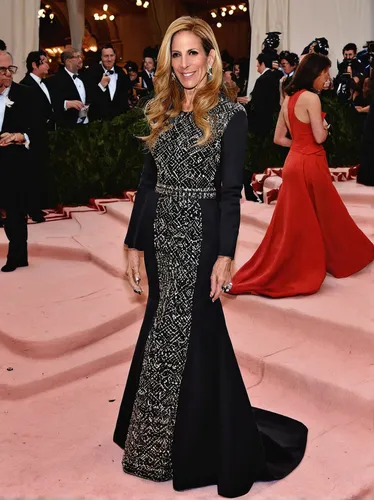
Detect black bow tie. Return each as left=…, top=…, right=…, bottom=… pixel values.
left=73, top=74, right=80, bottom=80
left=40, top=79, right=46, bottom=85
left=106, top=69, right=114, bottom=75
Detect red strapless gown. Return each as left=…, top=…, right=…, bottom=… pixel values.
left=231, top=90, right=374, bottom=298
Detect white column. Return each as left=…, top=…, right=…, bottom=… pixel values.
left=0, top=0, right=40, bottom=82
left=66, top=0, right=85, bottom=51
left=289, top=0, right=374, bottom=77
left=247, top=0, right=290, bottom=94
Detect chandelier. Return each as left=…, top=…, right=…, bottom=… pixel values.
left=94, top=4, right=116, bottom=21
left=136, top=0, right=150, bottom=8
left=210, top=3, right=248, bottom=27
left=38, top=4, right=55, bottom=22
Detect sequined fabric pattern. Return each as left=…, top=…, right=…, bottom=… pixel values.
left=122, top=196, right=202, bottom=480
left=122, top=96, right=243, bottom=480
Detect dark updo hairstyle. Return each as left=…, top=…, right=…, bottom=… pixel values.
left=279, top=50, right=299, bottom=67
left=285, top=52, right=331, bottom=96
left=125, top=61, right=138, bottom=73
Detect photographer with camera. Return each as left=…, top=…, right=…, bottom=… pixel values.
left=301, top=37, right=329, bottom=61
left=342, top=43, right=358, bottom=61
left=261, top=32, right=284, bottom=79
left=358, top=41, right=374, bottom=78
left=335, top=43, right=365, bottom=105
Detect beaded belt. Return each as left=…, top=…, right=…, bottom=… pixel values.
left=155, top=183, right=216, bottom=200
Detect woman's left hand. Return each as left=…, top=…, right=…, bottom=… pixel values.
left=210, top=256, right=232, bottom=302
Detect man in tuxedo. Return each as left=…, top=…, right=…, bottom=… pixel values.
left=0, top=51, right=40, bottom=272
left=248, top=53, right=281, bottom=137
left=86, top=44, right=131, bottom=121
left=243, top=53, right=282, bottom=201
left=20, top=50, right=55, bottom=222
left=48, top=48, right=90, bottom=129
left=140, top=53, right=156, bottom=93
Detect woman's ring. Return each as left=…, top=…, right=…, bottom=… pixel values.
left=222, top=282, right=232, bottom=293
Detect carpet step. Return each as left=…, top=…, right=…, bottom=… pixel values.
left=0, top=255, right=145, bottom=359
left=228, top=246, right=374, bottom=355
left=234, top=328, right=374, bottom=424
left=242, top=367, right=374, bottom=500
left=0, top=319, right=141, bottom=400
left=1, top=189, right=374, bottom=499
left=1, top=358, right=374, bottom=499
left=240, top=200, right=374, bottom=238
left=263, top=174, right=374, bottom=206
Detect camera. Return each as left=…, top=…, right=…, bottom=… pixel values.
left=262, top=32, right=281, bottom=52
left=337, top=57, right=363, bottom=76
left=303, top=37, right=329, bottom=56
left=261, top=32, right=281, bottom=64
left=366, top=41, right=374, bottom=53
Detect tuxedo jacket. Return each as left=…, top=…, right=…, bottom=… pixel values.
left=19, top=73, right=55, bottom=133
left=85, top=63, right=131, bottom=121
left=140, top=70, right=154, bottom=93
left=0, top=83, right=41, bottom=201
left=249, top=70, right=281, bottom=136
left=48, top=67, right=89, bottom=129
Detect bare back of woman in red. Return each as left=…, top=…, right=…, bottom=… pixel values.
left=230, top=53, right=374, bottom=298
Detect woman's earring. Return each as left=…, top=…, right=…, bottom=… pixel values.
left=171, top=71, right=176, bottom=81
left=207, top=65, right=213, bottom=81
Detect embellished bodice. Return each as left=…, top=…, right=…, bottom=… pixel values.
left=151, top=95, right=244, bottom=199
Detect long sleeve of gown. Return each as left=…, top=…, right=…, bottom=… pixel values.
left=219, top=109, right=248, bottom=259
left=124, top=151, right=157, bottom=249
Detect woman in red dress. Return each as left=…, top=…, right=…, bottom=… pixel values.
left=231, top=53, right=374, bottom=298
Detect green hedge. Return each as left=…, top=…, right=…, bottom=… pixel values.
left=48, top=108, right=149, bottom=205
left=48, top=94, right=363, bottom=206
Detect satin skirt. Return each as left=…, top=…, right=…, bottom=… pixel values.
left=231, top=149, right=374, bottom=298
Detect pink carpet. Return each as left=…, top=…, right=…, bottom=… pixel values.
left=0, top=181, right=374, bottom=499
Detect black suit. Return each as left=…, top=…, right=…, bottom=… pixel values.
left=0, top=83, right=41, bottom=266
left=19, top=73, right=55, bottom=212
left=243, top=70, right=281, bottom=201
left=86, top=63, right=131, bottom=121
left=19, top=73, right=55, bottom=132
left=140, top=70, right=154, bottom=93
left=248, top=69, right=281, bottom=137
left=48, top=67, right=89, bottom=129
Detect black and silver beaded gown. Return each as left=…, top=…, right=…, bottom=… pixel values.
left=113, top=95, right=308, bottom=498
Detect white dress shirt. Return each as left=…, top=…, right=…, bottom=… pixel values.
left=0, top=86, right=9, bottom=131
left=0, top=86, right=30, bottom=147
left=98, top=64, right=118, bottom=100
left=30, top=72, right=52, bottom=104
left=142, top=70, right=154, bottom=89
left=64, top=67, right=88, bottom=124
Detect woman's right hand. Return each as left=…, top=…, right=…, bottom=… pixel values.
left=125, top=248, right=143, bottom=294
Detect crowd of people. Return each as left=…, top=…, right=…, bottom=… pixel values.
left=227, top=35, right=374, bottom=192
left=0, top=31, right=373, bottom=273
left=0, top=40, right=158, bottom=272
